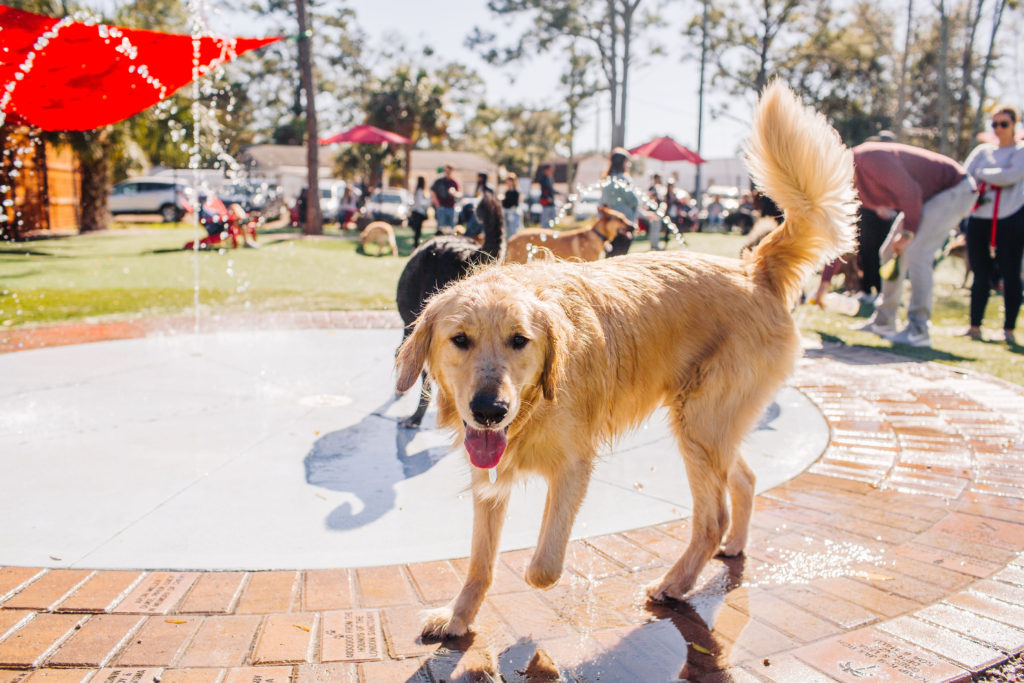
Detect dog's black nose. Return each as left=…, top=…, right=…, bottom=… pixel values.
left=470, top=394, right=508, bottom=427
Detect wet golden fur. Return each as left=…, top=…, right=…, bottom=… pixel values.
left=396, top=83, right=858, bottom=639
left=360, top=220, right=398, bottom=256
left=504, top=206, right=633, bottom=263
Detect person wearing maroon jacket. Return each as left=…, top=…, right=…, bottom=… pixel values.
left=854, top=141, right=978, bottom=347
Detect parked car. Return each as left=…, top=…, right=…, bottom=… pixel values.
left=109, top=178, right=192, bottom=223
left=319, top=181, right=349, bottom=223
left=572, top=191, right=601, bottom=221
left=364, top=187, right=410, bottom=225
left=218, top=180, right=285, bottom=219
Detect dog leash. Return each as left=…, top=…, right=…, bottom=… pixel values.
left=973, top=182, right=1001, bottom=258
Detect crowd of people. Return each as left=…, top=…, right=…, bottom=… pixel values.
left=333, top=105, right=1024, bottom=349
left=837, top=105, right=1023, bottom=348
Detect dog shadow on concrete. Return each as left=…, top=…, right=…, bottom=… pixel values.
left=303, top=397, right=453, bottom=531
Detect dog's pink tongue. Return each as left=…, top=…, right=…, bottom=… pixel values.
left=464, top=426, right=507, bottom=469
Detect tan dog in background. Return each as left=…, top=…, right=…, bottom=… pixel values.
left=396, top=82, right=858, bottom=639
left=504, top=206, right=633, bottom=263
left=360, top=221, right=398, bottom=256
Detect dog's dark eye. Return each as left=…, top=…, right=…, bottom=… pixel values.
left=451, top=333, right=470, bottom=349
left=510, top=333, right=529, bottom=350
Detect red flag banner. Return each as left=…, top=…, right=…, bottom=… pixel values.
left=0, top=5, right=281, bottom=131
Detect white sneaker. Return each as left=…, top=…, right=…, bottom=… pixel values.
left=854, top=319, right=897, bottom=337
left=889, top=326, right=931, bottom=348
left=857, top=292, right=879, bottom=305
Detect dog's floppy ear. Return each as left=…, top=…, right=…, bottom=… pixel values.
left=395, top=307, right=435, bottom=393
left=538, top=301, right=569, bottom=401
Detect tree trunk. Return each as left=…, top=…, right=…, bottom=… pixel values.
left=972, top=0, right=1007, bottom=139
left=695, top=0, right=709, bottom=199
left=953, top=0, right=984, bottom=158
left=617, top=0, right=639, bottom=149
left=296, top=0, right=322, bottom=235
left=894, top=0, right=914, bottom=136
left=72, top=129, right=112, bottom=233
left=607, top=0, right=620, bottom=149
left=936, top=0, right=951, bottom=155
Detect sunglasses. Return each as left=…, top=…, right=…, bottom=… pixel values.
left=991, top=120, right=1013, bottom=129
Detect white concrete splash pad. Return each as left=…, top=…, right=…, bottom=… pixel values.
left=0, top=329, right=828, bottom=569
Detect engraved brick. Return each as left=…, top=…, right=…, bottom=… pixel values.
left=55, top=572, right=142, bottom=614
left=793, top=627, right=971, bottom=682
left=302, top=570, right=352, bottom=612
left=221, top=665, right=293, bottom=683
left=46, top=615, right=143, bottom=668
left=251, top=612, right=315, bottom=665
left=321, top=610, right=383, bottom=663
left=114, top=573, right=198, bottom=615
left=91, top=669, right=167, bottom=683
left=0, top=614, right=82, bottom=669
left=113, top=615, right=201, bottom=667
left=2, top=572, right=92, bottom=611
left=236, top=573, right=297, bottom=615
left=177, top=572, right=245, bottom=614
left=177, top=615, right=260, bottom=668
left=158, top=670, right=224, bottom=683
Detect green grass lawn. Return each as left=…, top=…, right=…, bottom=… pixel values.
left=2, top=224, right=1021, bottom=385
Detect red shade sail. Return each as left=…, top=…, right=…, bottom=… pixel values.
left=629, top=136, right=705, bottom=164
left=0, top=5, right=281, bottom=131
left=319, top=124, right=412, bottom=146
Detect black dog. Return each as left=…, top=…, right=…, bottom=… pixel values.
left=394, top=192, right=506, bottom=428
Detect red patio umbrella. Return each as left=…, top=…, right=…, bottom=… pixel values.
left=629, top=136, right=706, bottom=164
left=0, top=5, right=281, bottom=131
left=319, top=124, right=412, bottom=146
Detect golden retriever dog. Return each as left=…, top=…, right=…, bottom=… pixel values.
left=360, top=220, right=398, bottom=256
left=504, top=206, right=633, bottom=263
left=395, top=82, right=857, bottom=639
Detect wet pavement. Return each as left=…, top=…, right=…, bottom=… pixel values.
left=1, top=311, right=1023, bottom=682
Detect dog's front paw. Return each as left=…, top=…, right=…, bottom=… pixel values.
left=644, top=574, right=693, bottom=603
left=525, top=558, right=563, bottom=589
left=420, top=606, right=469, bottom=640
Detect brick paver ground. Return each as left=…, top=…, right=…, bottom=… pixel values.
left=2, top=314, right=1024, bottom=682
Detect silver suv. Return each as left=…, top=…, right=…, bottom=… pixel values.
left=109, top=178, right=192, bottom=223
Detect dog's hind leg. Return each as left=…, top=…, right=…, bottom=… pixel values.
left=399, top=372, right=432, bottom=429
left=720, top=455, right=755, bottom=557
left=526, top=457, right=592, bottom=589
left=645, top=438, right=731, bottom=603
left=421, top=489, right=508, bottom=639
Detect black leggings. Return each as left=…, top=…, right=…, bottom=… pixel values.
left=409, top=211, right=427, bottom=248
left=856, top=207, right=893, bottom=295
left=967, top=204, right=1024, bottom=330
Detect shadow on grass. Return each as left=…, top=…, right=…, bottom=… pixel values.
left=811, top=333, right=972, bottom=364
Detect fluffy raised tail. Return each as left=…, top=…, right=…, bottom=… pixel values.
left=744, top=81, right=859, bottom=306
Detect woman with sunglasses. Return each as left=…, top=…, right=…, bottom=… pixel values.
left=963, top=105, right=1024, bottom=345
